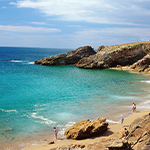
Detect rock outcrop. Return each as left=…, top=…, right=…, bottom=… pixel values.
left=126, top=113, right=150, bottom=150
left=35, top=42, right=150, bottom=74
left=127, top=54, right=150, bottom=73
left=96, top=45, right=105, bottom=53
left=75, top=43, right=150, bottom=70
left=64, top=117, right=108, bottom=140
left=35, top=46, right=95, bottom=66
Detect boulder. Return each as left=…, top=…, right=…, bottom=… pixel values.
left=35, top=46, right=96, bottom=66
left=64, top=117, right=108, bottom=140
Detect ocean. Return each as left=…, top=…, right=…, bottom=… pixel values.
left=0, top=47, right=150, bottom=150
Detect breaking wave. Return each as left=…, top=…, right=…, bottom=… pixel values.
left=0, top=108, right=18, bottom=113
left=31, top=113, right=56, bottom=126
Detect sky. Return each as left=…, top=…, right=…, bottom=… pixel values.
left=0, top=0, right=150, bottom=49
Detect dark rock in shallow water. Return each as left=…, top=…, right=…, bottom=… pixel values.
left=35, top=46, right=96, bottom=66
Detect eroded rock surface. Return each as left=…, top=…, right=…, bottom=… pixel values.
left=35, top=42, right=150, bottom=74
left=35, top=46, right=95, bottom=66
left=64, top=117, right=108, bottom=140
left=75, top=43, right=150, bottom=70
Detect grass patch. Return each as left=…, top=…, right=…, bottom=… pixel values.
left=132, top=43, right=145, bottom=48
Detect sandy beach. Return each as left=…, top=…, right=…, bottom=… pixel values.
left=23, top=110, right=150, bottom=150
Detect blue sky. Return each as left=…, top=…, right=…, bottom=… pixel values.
left=0, top=0, right=150, bottom=49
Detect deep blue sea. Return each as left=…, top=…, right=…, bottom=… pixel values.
left=0, top=47, right=150, bottom=149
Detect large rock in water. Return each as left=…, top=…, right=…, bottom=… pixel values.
left=34, top=46, right=96, bottom=65
left=64, top=117, right=108, bottom=140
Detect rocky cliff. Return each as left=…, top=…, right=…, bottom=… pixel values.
left=75, top=42, right=150, bottom=72
left=34, top=42, right=150, bottom=74
left=35, top=46, right=95, bottom=65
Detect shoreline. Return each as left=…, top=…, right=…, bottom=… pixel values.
left=1, top=84, right=150, bottom=150
left=23, top=110, right=150, bottom=150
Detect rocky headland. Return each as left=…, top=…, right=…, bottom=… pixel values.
left=35, top=46, right=96, bottom=65
left=35, top=42, right=150, bottom=74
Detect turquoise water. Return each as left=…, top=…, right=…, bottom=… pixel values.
left=0, top=47, right=150, bottom=149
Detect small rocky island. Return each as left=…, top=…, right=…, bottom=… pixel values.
left=35, top=42, right=150, bottom=74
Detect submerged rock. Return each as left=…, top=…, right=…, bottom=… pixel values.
left=4, top=128, right=13, bottom=132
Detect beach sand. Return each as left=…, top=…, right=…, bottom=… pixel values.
left=23, top=110, right=150, bottom=150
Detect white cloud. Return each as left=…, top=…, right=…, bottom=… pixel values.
left=1, top=27, right=149, bottom=48
left=0, top=25, right=61, bottom=33
left=10, top=0, right=150, bottom=25
left=63, top=27, right=150, bottom=48
left=31, top=22, right=47, bottom=25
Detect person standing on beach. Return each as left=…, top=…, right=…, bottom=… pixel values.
left=132, top=102, right=136, bottom=113
left=121, top=115, right=124, bottom=127
left=53, top=127, right=58, bottom=140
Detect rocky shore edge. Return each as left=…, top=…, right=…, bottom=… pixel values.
left=35, top=41, right=150, bottom=74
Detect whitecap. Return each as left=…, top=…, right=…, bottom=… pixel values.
left=0, top=108, right=18, bottom=113
left=9, top=60, right=22, bottom=62
left=56, top=122, right=76, bottom=136
left=106, top=119, right=119, bottom=124
left=137, top=100, right=150, bottom=109
left=141, top=80, right=150, bottom=84
left=25, top=62, right=34, bottom=65
left=31, top=113, right=56, bottom=126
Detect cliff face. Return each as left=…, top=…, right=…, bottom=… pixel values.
left=75, top=42, right=150, bottom=73
left=34, top=46, right=95, bottom=65
left=35, top=42, right=150, bottom=74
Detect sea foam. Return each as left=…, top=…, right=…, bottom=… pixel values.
left=9, top=60, right=22, bottom=62
left=141, top=80, right=150, bottom=84
left=106, top=119, right=120, bottom=124
left=31, top=113, right=56, bottom=126
left=0, top=108, right=18, bottom=113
